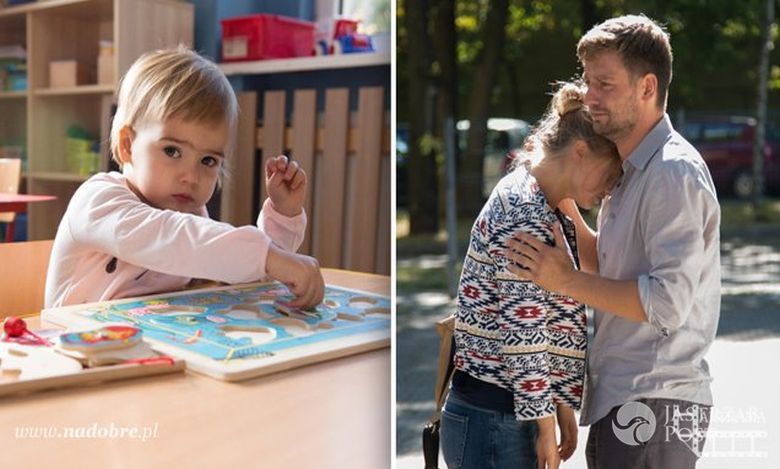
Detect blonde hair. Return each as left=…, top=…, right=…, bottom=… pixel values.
left=110, top=46, right=238, bottom=168
left=518, top=81, right=620, bottom=166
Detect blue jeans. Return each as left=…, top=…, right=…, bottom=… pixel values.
left=440, top=390, right=538, bottom=469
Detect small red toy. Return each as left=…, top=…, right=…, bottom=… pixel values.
left=2, top=316, right=51, bottom=346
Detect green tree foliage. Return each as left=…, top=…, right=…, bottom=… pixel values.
left=397, top=0, right=778, bottom=224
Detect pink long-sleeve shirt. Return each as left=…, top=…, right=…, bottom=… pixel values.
left=44, top=172, right=306, bottom=308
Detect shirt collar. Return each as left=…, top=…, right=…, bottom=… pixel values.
left=625, top=114, right=674, bottom=171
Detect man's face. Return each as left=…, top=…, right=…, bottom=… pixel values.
left=582, top=50, right=641, bottom=142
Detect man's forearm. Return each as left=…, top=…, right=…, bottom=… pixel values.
left=561, top=271, right=647, bottom=322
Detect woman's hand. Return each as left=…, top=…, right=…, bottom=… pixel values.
left=536, top=415, right=561, bottom=469
left=556, top=405, right=578, bottom=461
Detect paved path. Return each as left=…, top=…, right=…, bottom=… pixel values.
left=396, top=233, right=780, bottom=468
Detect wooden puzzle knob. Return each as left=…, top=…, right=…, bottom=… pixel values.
left=3, top=316, right=50, bottom=346
left=3, top=316, right=27, bottom=337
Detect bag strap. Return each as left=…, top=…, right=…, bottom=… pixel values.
left=430, top=314, right=457, bottom=423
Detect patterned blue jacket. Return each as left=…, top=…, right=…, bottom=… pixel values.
left=454, top=164, right=587, bottom=421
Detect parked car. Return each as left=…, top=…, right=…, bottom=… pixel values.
left=457, top=118, right=530, bottom=198
left=681, top=116, right=780, bottom=199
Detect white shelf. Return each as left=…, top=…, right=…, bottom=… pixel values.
left=0, top=90, right=26, bottom=99
left=219, top=52, right=390, bottom=76
left=34, top=84, right=114, bottom=96
left=27, top=171, right=90, bottom=183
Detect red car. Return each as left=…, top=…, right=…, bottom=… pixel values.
left=681, top=116, right=780, bottom=198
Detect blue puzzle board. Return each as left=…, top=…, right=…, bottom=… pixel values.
left=42, top=282, right=391, bottom=381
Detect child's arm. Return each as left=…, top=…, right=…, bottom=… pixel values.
left=67, top=176, right=289, bottom=285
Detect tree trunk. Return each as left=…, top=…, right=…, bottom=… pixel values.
left=459, top=0, right=510, bottom=218
left=581, top=0, right=599, bottom=32
left=752, top=0, right=774, bottom=214
left=431, top=0, right=458, bottom=222
left=406, top=0, right=440, bottom=234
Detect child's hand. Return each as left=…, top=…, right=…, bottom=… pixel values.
left=266, top=154, right=306, bottom=217
left=266, top=244, right=325, bottom=308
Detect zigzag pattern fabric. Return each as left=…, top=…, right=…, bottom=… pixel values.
left=454, top=165, right=587, bottom=421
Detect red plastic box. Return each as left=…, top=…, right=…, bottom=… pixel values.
left=221, top=14, right=315, bottom=61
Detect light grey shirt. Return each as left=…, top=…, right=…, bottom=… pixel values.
left=580, top=114, right=721, bottom=426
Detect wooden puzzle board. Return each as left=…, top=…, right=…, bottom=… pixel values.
left=41, top=281, right=391, bottom=381
left=0, top=344, right=185, bottom=398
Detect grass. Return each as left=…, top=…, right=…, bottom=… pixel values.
left=396, top=262, right=456, bottom=293
left=720, top=198, right=780, bottom=225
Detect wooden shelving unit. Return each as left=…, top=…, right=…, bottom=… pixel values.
left=0, top=0, right=193, bottom=239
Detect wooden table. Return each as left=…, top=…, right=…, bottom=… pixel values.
left=0, top=269, right=391, bottom=468
left=0, top=194, right=57, bottom=242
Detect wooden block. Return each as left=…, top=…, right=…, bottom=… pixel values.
left=49, top=60, right=88, bottom=88
left=97, top=53, right=114, bottom=85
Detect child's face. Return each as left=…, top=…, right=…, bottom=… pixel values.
left=120, top=117, right=227, bottom=214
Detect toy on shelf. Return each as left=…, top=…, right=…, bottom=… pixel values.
left=97, top=40, right=115, bottom=85
left=65, top=125, right=100, bottom=176
left=0, top=44, right=27, bottom=92
left=49, top=59, right=88, bottom=88
left=221, top=14, right=315, bottom=62
left=316, top=18, right=374, bottom=55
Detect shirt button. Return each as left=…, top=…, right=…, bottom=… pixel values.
left=609, top=213, right=616, bottom=219
left=601, top=252, right=606, bottom=259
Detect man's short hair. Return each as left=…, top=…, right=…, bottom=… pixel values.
left=577, top=15, right=673, bottom=109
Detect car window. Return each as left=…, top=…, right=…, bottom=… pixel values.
left=682, top=123, right=702, bottom=142
left=485, top=130, right=510, bottom=155
left=701, top=122, right=745, bottom=143
left=766, top=122, right=780, bottom=141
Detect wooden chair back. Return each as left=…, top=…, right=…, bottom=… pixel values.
left=0, top=239, right=53, bottom=318
left=0, top=157, right=21, bottom=223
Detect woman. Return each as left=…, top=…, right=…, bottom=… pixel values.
left=440, top=82, right=622, bottom=469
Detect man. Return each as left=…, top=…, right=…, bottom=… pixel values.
left=504, top=15, right=720, bottom=468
